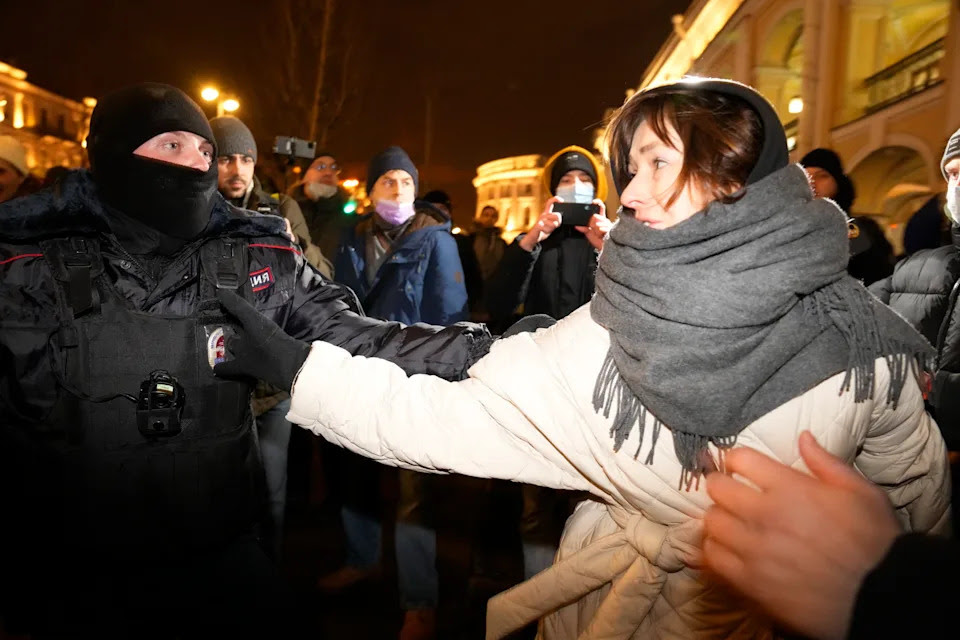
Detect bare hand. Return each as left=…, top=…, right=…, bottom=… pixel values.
left=703, top=432, right=902, bottom=640
left=518, top=197, right=563, bottom=252
left=283, top=218, right=296, bottom=243
left=574, top=199, right=611, bottom=250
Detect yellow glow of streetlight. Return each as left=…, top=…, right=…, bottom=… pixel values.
left=788, top=97, right=803, bottom=115
left=451, top=226, right=462, bottom=235
left=342, top=178, right=359, bottom=189
left=221, top=98, right=239, bottom=113
left=201, top=87, right=220, bottom=102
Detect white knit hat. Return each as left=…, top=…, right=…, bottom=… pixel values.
left=0, top=135, right=28, bottom=176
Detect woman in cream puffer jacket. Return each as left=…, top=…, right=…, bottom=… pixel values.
left=288, top=301, right=949, bottom=639
left=218, top=78, right=951, bottom=639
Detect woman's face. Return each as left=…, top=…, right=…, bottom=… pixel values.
left=0, top=158, right=26, bottom=204
left=619, top=120, right=710, bottom=229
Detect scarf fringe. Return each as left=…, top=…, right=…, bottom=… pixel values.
left=802, top=280, right=928, bottom=410
left=594, top=278, right=931, bottom=488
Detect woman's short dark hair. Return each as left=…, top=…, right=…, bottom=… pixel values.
left=607, top=88, right=763, bottom=208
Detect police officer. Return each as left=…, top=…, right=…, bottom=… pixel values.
left=0, top=83, right=489, bottom=638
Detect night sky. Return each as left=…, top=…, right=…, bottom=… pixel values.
left=2, top=0, right=691, bottom=225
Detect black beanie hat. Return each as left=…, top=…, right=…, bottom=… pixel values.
left=87, top=82, right=219, bottom=241
left=549, top=151, right=598, bottom=195
left=366, top=146, right=418, bottom=195
left=626, top=78, right=788, bottom=194
left=942, top=127, right=960, bottom=180
left=210, top=116, right=257, bottom=162
left=801, top=147, right=856, bottom=213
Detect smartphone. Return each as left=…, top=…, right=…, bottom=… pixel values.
left=554, top=202, right=600, bottom=226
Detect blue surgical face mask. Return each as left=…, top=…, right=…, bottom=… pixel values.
left=947, top=179, right=959, bottom=225
left=555, top=178, right=595, bottom=204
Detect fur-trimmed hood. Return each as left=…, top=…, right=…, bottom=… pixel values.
left=0, top=169, right=287, bottom=243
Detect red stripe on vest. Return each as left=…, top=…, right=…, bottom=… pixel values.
left=249, top=243, right=302, bottom=255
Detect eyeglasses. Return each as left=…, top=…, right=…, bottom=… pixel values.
left=312, top=162, right=340, bottom=172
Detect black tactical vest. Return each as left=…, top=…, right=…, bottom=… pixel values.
left=12, top=235, right=263, bottom=562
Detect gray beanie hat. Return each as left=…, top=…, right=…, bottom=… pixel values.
left=943, top=128, right=960, bottom=180
left=210, top=116, right=257, bottom=162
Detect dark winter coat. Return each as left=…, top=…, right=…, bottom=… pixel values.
left=870, top=225, right=960, bottom=448
left=246, top=177, right=330, bottom=277
left=847, top=216, right=893, bottom=286
left=849, top=533, right=959, bottom=639
left=485, top=226, right=599, bottom=329
left=289, top=182, right=355, bottom=266
left=0, top=170, right=490, bottom=634
left=334, top=202, right=468, bottom=325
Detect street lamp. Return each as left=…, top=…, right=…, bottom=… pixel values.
left=200, top=86, right=239, bottom=117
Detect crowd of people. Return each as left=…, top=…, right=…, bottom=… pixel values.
left=0, top=74, right=958, bottom=640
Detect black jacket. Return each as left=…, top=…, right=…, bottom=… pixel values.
left=848, top=533, right=959, bottom=639
left=485, top=227, right=598, bottom=330
left=0, top=171, right=490, bottom=540
left=288, top=182, right=355, bottom=265
left=870, top=226, right=960, bottom=448
left=0, top=171, right=491, bottom=632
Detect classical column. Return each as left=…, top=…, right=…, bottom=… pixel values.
left=842, top=0, right=888, bottom=121
left=797, top=0, right=823, bottom=154
left=811, top=0, right=843, bottom=147
left=945, top=0, right=960, bottom=133
left=734, top=12, right=755, bottom=86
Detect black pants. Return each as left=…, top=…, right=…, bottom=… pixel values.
left=2, top=534, right=302, bottom=639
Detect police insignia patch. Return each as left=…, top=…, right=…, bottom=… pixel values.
left=249, top=266, right=274, bottom=292
left=207, top=327, right=226, bottom=369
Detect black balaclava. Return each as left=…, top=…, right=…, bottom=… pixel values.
left=87, top=83, right=218, bottom=242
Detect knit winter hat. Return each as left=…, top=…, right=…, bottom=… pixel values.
left=366, top=146, right=418, bottom=194
left=942, top=127, right=960, bottom=180
left=549, top=150, right=598, bottom=195
left=801, top=147, right=856, bottom=213
left=0, top=135, right=28, bottom=176
left=210, top=116, right=257, bottom=162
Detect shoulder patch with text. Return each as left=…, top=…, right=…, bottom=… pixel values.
left=250, top=266, right=275, bottom=292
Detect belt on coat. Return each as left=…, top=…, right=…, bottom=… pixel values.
left=485, top=504, right=703, bottom=639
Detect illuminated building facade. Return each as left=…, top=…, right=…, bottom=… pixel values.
left=0, top=60, right=95, bottom=174
left=472, top=154, right=546, bottom=243
left=608, top=0, right=959, bottom=251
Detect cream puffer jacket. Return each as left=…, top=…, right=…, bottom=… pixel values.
left=287, top=304, right=951, bottom=639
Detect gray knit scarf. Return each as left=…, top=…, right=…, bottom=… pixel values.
left=591, top=164, right=932, bottom=487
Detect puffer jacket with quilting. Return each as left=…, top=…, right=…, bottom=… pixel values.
left=870, top=225, right=960, bottom=448
left=285, top=303, right=951, bottom=640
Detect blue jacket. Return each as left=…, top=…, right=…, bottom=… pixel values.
left=334, top=202, right=468, bottom=325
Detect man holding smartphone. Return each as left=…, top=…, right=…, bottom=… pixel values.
left=486, top=145, right=611, bottom=326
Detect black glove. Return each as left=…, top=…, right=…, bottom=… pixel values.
left=213, top=289, right=311, bottom=392
left=500, top=314, right=557, bottom=338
